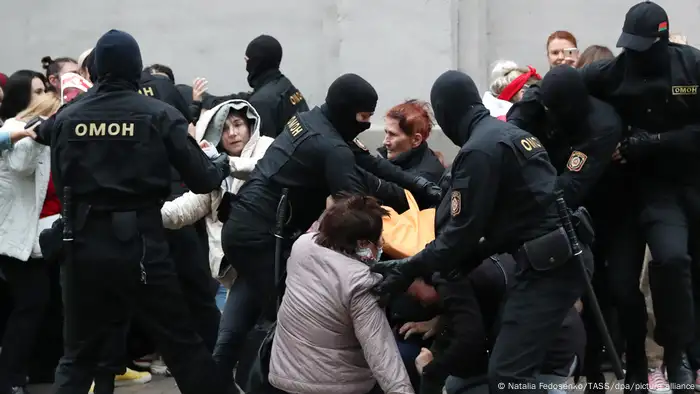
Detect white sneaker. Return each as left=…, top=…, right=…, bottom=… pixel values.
left=150, top=357, right=171, bottom=376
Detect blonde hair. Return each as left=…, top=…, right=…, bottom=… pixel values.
left=669, top=34, right=688, bottom=45
left=489, top=60, right=538, bottom=98
left=77, top=48, right=93, bottom=67
left=16, top=92, right=60, bottom=121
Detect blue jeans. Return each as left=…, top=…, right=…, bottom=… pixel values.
left=215, top=284, right=227, bottom=311
left=213, top=247, right=276, bottom=381
left=396, top=340, right=422, bottom=390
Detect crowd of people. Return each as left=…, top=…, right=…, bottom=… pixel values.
left=0, top=1, right=699, bottom=394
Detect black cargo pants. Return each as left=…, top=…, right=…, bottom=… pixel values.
left=641, top=185, right=696, bottom=352
left=488, top=246, right=590, bottom=393
left=166, top=225, right=220, bottom=351
left=52, top=209, right=232, bottom=394
left=586, top=187, right=648, bottom=376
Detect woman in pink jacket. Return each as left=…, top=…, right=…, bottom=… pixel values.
left=269, top=195, right=414, bottom=394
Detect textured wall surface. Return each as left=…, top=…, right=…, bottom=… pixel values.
left=3, top=0, right=699, bottom=161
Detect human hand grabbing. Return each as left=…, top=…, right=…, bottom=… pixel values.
left=399, top=317, right=439, bottom=340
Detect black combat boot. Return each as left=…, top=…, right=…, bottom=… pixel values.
left=649, top=259, right=695, bottom=394
left=664, top=349, right=694, bottom=394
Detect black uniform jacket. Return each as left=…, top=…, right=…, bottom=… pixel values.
left=507, top=85, right=623, bottom=209
left=203, top=70, right=309, bottom=138
left=579, top=44, right=700, bottom=184
left=224, top=106, right=368, bottom=247
left=41, top=82, right=222, bottom=210
left=139, top=72, right=192, bottom=122
left=415, top=106, right=561, bottom=275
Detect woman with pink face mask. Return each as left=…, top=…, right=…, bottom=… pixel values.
left=269, top=195, right=414, bottom=394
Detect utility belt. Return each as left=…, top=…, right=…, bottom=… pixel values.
left=39, top=196, right=164, bottom=263
left=513, top=207, right=594, bottom=272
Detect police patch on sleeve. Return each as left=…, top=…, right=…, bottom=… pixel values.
left=566, top=151, right=588, bottom=172
left=353, top=138, right=368, bottom=152
left=451, top=191, right=462, bottom=217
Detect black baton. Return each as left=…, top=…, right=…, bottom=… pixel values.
left=555, top=190, right=624, bottom=380
left=62, top=187, right=74, bottom=249
left=61, top=187, right=75, bottom=310
left=274, top=188, right=290, bottom=312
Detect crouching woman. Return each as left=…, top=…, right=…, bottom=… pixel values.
left=269, top=195, right=415, bottom=394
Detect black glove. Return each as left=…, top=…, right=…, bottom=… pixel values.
left=370, top=257, right=419, bottom=297
left=189, top=100, right=203, bottom=125
left=413, top=176, right=443, bottom=206
left=211, top=152, right=231, bottom=182
left=619, top=130, right=661, bottom=161
left=39, top=217, right=65, bottom=262
left=217, top=191, right=234, bottom=223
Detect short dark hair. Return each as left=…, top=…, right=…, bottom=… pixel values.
left=144, top=64, right=175, bottom=83
left=315, top=194, right=389, bottom=255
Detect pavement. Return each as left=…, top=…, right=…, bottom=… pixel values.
left=29, top=376, right=178, bottom=394
left=29, top=374, right=632, bottom=394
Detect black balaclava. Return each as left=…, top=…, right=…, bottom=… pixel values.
left=94, top=29, right=143, bottom=89
left=245, top=35, right=282, bottom=88
left=322, top=73, right=378, bottom=141
left=430, top=70, right=484, bottom=146
left=83, top=50, right=98, bottom=84
left=625, top=38, right=670, bottom=77
left=539, top=65, right=590, bottom=131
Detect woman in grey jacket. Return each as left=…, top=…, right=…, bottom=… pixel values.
left=269, top=195, right=414, bottom=394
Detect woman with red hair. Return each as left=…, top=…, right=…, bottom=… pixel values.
left=546, top=30, right=580, bottom=69
left=376, top=99, right=446, bottom=389
left=381, top=99, right=446, bottom=181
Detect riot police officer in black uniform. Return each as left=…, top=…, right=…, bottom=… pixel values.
left=580, top=2, right=700, bottom=389
left=140, top=65, right=192, bottom=122
left=36, top=30, right=233, bottom=394
left=204, top=35, right=309, bottom=138
left=507, top=66, right=624, bottom=389
left=371, top=70, right=589, bottom=394
left=213, top=73, right=376, bottom=386
left=507, top=65, right=622, bottom=208
left=141, top=63, right=222, bottom=352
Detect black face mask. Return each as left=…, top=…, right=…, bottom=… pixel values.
left=430, top=70, right=484, bottom=146
left=625, top=39, right=670, bottom=76
left=323, top=74, right=378, bottom=141
left=245, top=35, right=282, bottom=88
left=539, top=65, right=590, bottom=132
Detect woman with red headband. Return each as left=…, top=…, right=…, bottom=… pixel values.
left=481, top=61, right=542, bottom=121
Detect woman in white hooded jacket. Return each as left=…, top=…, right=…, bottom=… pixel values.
left=161, top=99, right=273, bottom=288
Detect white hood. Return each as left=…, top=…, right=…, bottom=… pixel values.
left=481, top=91, right=513, bottom=119
left=195, top=99, right=262, bottom=160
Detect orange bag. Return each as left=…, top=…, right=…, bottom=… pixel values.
left=381, top=190, right=436, bottom=258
